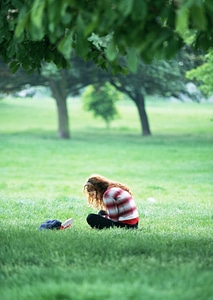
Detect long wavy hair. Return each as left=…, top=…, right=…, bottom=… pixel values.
left=84, top=174, right=132, bottom=209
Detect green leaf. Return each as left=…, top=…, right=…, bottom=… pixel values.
left=77, top=14, right=86, bottom=37
left=47, top=0, right=61, bottom=23
left=14, top=7, right=29, bottom=40
left=127, top=47, right=139, bottom=73
left=190, top=5, right=207, bottom=31
left=75, top=34, right=89, bottom=57
left=105, top=40, right=118, bottom=61
left=118, top=0, right=134, bottom=17
left=164, top=38, right=182, bottom=60
left=205, top=0, right=213, bottom=11
left=75, top=14, right=89, bottom=57
left=10, top=60, right=20, bottom=73
left=131, top=0, right=147, bottom=21
left=7, top=41, right=16, bottom=58
left=58, top=30, right=73, bottom=59
left=150, top=29, right=171, bottom=51
left=176, top=5, right=189, bottom=37
left=31, top=0, right=46, bottom=29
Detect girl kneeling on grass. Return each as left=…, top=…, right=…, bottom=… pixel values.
left=84, top=174, right=139, bottom=229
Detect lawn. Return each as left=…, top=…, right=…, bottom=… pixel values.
left=0, top=97, right=213, bottom=300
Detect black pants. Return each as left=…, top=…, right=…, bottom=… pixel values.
left=86, top=213, right=138, bottom=230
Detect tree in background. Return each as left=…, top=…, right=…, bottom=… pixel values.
left=108, top=59, right=185, bottom=135
left=0, top=56, right=95, bottom=139
left=82, top=83, right=121, bottom=129
left=42, top=56, right=102, bottom=138
left=0, top=46, right=203, bottom=138
left=100, top=46, right=203, bottom=135
left=186, top=51, right=213, bottom=98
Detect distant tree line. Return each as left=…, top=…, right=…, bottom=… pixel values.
left=0, top=46, right=204, bottom=139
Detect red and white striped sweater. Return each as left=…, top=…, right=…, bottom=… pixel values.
left=103, top=187, right=139, bottom=225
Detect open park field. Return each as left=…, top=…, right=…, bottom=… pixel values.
left=0, top=97, right=213, bottom=299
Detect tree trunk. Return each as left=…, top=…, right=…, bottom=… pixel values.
left=49, top=79, right=70, bottom=139
left=110, top=79, right=151, bottom=136
left=134, top=92, right=151, bottom=136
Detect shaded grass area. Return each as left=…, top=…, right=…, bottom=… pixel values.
left=1, top=228, right=212, bottom=300
left=1, top=226, right=210, bottom=298
left=0, top=98, right=213, bottom=299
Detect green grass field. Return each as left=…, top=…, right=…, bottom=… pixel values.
left=0, top=97, right=213, bottom=300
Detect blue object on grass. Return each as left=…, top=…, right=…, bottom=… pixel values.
left=39, top=219, right=62, bottom=230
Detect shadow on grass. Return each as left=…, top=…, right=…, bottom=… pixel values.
left=1, top=128, right=212, bottom=147
left=1, top=226, right=212, bottom=269
left=1, top=226, right=212, bottom=300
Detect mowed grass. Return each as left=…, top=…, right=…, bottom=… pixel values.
left=0, top=97, right=213, bottom=300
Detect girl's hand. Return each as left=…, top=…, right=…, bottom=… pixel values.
left=98, top=210, right=108, bottom=216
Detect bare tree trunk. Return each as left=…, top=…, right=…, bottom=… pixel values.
left=134, top=92, right=151, bottom=136
left=110, top=80, right=151, bottom=136
left=49, top=79, right=70, bottom=139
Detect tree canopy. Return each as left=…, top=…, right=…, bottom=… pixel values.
left=1, top=0, right=213, bottom=72
left=186, top=51, right=213, bottom=97
left=82, top=83, right=121, bottom=129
